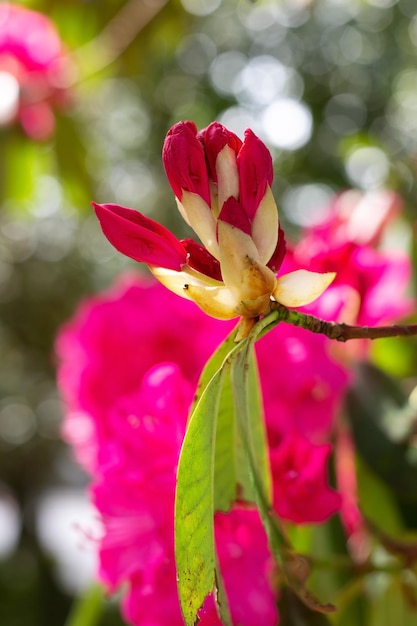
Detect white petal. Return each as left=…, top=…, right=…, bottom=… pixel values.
left=250, top=186, right=279, bottom=264
left=217, top=219, right=260, bottom=298
left=216, top=145, right=239, bottom=209
left=177, top=192, right=219, bottom=258
left=273, top=270, right=336, bottom=307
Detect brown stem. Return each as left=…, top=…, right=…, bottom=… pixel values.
left=271, top=304, right=417, bottom=343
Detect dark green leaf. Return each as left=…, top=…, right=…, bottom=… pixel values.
left=278, top=587, right=333, bottom=626
left=346, top=362, right=417, bottom=504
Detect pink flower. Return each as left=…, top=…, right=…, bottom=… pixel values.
left=257, top=325, right=349, bottom=443
left=287, top=190, right=414, bottom=326
left=94, top=121, right=335, bottom=323
left=56, top=273, right=348, bottom=475
left=55, top=272, right=348, bottom=624
left=56, top=273, right=233, bottom=473
left=92, top=362, right=277, bottom=626
left=0, top=4, right=72, bottom=139
left=271, top=432, right=341, bottom=524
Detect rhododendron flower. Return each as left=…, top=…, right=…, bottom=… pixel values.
left=286, top=190, right=414, bottom=326
left=271, top=432, right=341, bottom=524
left=0, top=3, right=72, bottom=139
left=56, top=273, right=233, bottom=473
left=93, top=121, right=335, bottom=324
left=92, top=362, right=278, bottom=626
left=257, top=325, right=349, bottom=443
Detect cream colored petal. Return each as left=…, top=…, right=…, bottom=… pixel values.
left=250, top=186, right=279, bottom=264
left=177, top=192, right=219, bottom=258
left=186, top=283, right=240, bottom=320
left=217, top=219, right=260, bottom=298
left=150, top=264, right=225, bottom=299
left=150, top=267, right=195, bottom=300
left=273, top=270, right=336, bottom=307
left=216, top=145, right=239, bottom=209
left=151, top=264, right=238, bottom=319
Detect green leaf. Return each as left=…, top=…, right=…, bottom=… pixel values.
left=232, top=344, right=272, bottom=505
left=64, top=584, right=104, bottom=626
left=346, top=362, right=417, bottom=527
left=356, top=455, right=404, bottom=538
left=213, top=370, right=237, bottom=512
left=175, top=332, right=240, bottom=626
left=278, top=587, right=333, bottom=625
left=192, top=328, right=240, bottom=513
left=367, top=577, right=417, bottom=626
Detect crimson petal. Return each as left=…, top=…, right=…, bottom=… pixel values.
left=93, top=202, right=187, bottom=271
left=267, top=225, right=287, bottom=273
left=181, top=238, right=222, bottom=281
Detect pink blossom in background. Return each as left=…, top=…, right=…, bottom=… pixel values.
left=285, top=190, right=413, bottom=326
left=56, top=272, right=233, bottom=473
left=91, top=361, right=277, bottom=626
left=0, top=3, right=73, bottom=139
left=270, top=432, right=342, bottom=524
left=257, top=325, right=349, bottom=443
left=283, top=189, right=413, bottom=535
left=56, top=272, right=348, bottom=472
left=56, top=271, right=347, bottom=625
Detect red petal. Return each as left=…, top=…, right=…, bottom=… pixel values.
left=198, top=121, right=242, bottom=183
left=181, top=238, right=222, bottom=281
left=267, top=225, right=286, bottom=273
left=237, top=129, right=273, bottom=221
left=93, top=202, right=187, bottom=270
left=162, top=121, right=211, bottom=205
left=218, top=196, right=251, bottom=235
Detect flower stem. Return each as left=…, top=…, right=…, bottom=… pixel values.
left=256, top=304, right=417, bottom=343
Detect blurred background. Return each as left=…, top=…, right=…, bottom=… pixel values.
left=1, top=0, right=417, bottom=624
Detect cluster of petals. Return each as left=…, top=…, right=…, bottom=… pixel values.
left=271, top=432, right=342, bottom=524
left=287, top=189, right=414, bottom=327
left=93, top=120, right=335, bottom=323
left=56, top=273, right=232, bottom=474
left=0, top=3, right=72, bottom=139
left=89, top=361, right=278, bottom=625
left=56, top=273, right=347, bottom=625
left=284, top=189, right=414, bottom=537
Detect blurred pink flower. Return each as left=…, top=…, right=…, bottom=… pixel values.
left=270, top=432, right=341, bottom=524
left=56, top=273, right=233, bottom=472
left=56, top=273, right=348, bottom=474
left=92, top=362, right=277, bottom=626
left=0, top=3, right=73, bottom=139
left=258, top=325, right=349, bottom=443
left=286, top=190, right=413, bottom=326
left=56, top=271, right=348, bottom=624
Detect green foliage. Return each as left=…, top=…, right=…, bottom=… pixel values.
left=346, top=362, right=417, bottom=528
left=175, top=332, right=237, bottom=625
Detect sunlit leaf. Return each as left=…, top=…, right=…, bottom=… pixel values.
left=64, top=584, right=104, bottom=626
left=175, top=332, right=240, bottom=626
